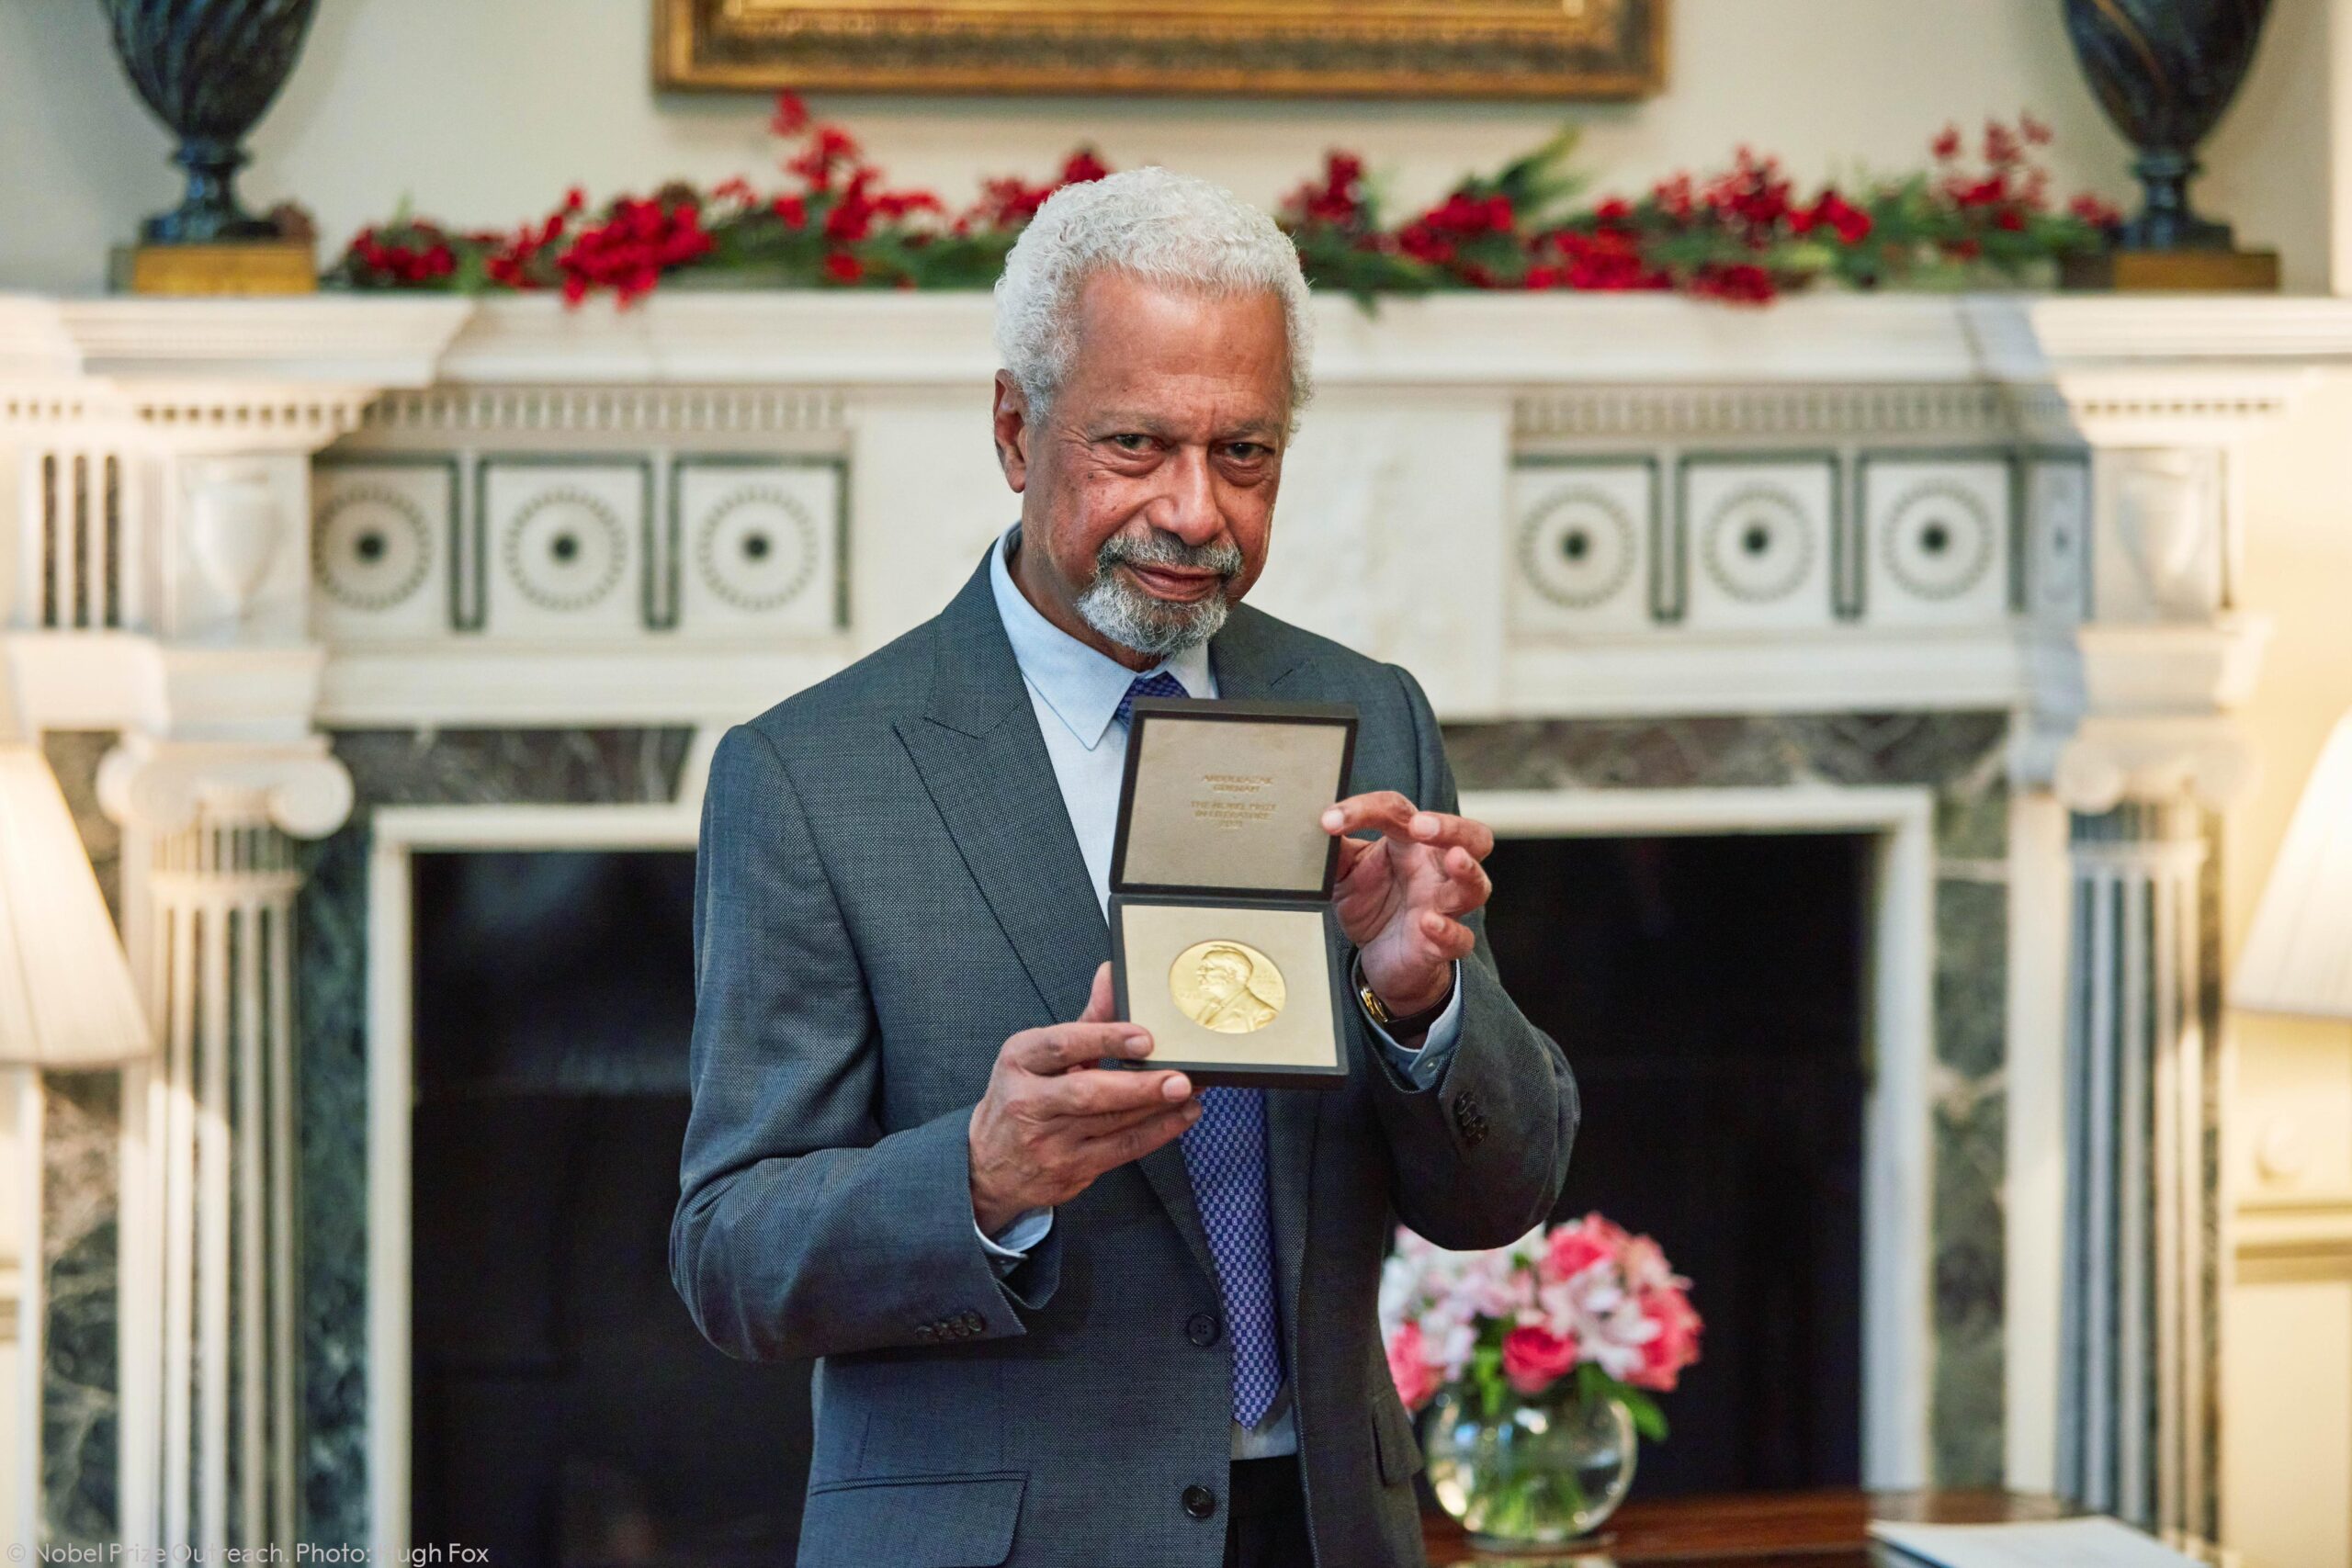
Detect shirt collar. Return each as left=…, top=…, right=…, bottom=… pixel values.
left=988, top=527, right=1216, bottom=750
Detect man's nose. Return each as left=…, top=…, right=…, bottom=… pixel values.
left=1147, top=446, right=1223, bottom=545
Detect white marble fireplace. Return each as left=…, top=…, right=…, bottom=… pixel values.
left=5, top=288, right=2344, bottom=1556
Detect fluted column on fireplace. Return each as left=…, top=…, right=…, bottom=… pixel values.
left=101, top=741, right=351, bottom=1551
left=2051, top=791, right=2229, bottom=1539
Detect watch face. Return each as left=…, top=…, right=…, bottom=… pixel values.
left=1170, top=940, right=1286, bottom=1034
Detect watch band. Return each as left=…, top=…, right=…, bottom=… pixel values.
left=1353, top=955, right=1453, bottom=1037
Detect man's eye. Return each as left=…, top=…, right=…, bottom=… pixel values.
left=1108, top=434, right=1152, bottom=453
left=1224, top=443, right=1271, bottom=462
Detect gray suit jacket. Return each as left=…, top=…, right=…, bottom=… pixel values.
left=672, top=547, right=1579, bottom=1568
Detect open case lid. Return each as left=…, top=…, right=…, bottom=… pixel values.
left=1110, top=697, right=1359, bottom=899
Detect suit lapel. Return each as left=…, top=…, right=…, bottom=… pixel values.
left=1208, top=607, right=1324, bottom=1336
left=895, top=557, right=1106, bottom=1024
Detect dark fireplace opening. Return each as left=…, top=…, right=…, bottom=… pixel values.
left=411, top=852, right=812, bottom=1567
left=410, top=830, right=1866, bottom=1561
left=1487, top=832, right=1869, bottom=1496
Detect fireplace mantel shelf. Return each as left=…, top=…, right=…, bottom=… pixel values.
left=6, top=289, right=2352, bottom=391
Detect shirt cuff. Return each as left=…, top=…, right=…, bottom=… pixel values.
left=975, top=1206, right=1055, bottom=1273
left=1363, top=962, right=1465, bottom=1089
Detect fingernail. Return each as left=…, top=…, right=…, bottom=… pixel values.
left=1321, top=807, right=1343, bottom=830
left=1163, top=1074, right=1192, bottom=1100
left=1183, top=1100, right=1204, bottom=1119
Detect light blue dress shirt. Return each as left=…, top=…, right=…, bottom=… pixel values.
left=979, top=527, right=1462, bottom=1458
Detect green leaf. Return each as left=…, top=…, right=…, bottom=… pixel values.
left=1613, top=1382, right=1671, bottom=1442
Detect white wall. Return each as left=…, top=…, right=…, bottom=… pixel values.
left=0, top=0, right=2215, bottom=295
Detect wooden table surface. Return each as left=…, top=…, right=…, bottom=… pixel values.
left=1423, top=1488, right=2075, bottom=1565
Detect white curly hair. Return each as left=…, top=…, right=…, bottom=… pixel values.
left=993, top=166, right=1315, bottom=425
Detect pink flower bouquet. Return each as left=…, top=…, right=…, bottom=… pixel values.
left=1379, top=1213, right=1702, bottom=1440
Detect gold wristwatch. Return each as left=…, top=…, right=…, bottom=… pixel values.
left=1353, top=955, right=1453, bottom=1037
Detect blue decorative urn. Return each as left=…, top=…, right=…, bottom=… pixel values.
left=2061, top=0, right=2274, bottom=251
left=100, top=0, right=322, bottom=243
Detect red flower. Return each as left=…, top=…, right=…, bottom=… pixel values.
left=555, top=194, right=715, bottom=306
left=2021, top=112, right=2052, bottom=145
left=2067, top=192, right=2122, bottom=227
left=1931, top=124, right=1962, bottom=161
left=1698, top=148, right=1792, bottom=237
left=1501, top=1325, right=1582, bottom=1396
left=774, top=194, right=808, bottom=228
left=1984, top=119, right=2022, bottom=167
left=1059, top=149, right=1112, bottom=186
left=769, top=93, right=810, bottom=138
left=1806, top=191, right=1872, bottom=245
left=1690, top=262, right=1777, bottom=303
left=1946, top=173, right=2010, bottom=209
left=1651, top=173, right=1695, bottom=220
left=824, top=250, right=863, bottom=284
left=1283, top=150, right=1371, bottom=228
left=786, top=125, right=863, bottom=189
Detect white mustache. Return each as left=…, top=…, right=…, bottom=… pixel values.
left=1095, top=531, right=1243, bottom=579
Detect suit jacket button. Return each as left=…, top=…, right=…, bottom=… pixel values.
left=960, top=1310, right=984, bottom=1333
left=1186, top=1312, right=1221, bottom=1348
left=1182, top=1484, right=1217, bottom=1519
left=913, top=1325, right=935, bottom=1342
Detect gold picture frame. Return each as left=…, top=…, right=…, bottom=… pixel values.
left=655, top=0, right=1668, bottom=100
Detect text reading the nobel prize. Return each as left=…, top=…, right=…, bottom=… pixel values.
left=1193, top=773, right=1277, bottom=829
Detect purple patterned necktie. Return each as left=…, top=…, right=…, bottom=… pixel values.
left=1118, top=671, right=1287, bottom=1427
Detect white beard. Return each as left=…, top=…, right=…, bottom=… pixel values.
left=1071, top=530, right=1241, bottom=658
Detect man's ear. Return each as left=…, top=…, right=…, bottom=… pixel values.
left=991, top=371, right=1031, bottom=492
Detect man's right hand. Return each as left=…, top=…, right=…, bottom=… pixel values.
left=969, top=962, right=1200, bottom=1236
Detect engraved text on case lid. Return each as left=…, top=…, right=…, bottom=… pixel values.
left=1170, top=941, right=1287, bottom=1034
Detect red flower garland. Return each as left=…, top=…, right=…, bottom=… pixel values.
left=332, top=99, right=2116, bottom=308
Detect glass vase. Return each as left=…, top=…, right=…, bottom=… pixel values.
left=1423, top=1378, right=1638, bottom=1548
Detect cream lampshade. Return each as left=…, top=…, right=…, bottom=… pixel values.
left=0, top=649, right=152, bottom=1066
left=2232, top=706, right=2352, bottom=1020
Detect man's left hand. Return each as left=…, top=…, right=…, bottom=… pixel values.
left=1321, top=792, right=1495, bottom=1020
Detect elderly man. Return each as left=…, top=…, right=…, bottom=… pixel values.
left=672, top=168, right=1578, bottom=1568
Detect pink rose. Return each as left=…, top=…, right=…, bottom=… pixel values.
left=1501, top=1325, right=1582, bottom=1395
left=1543, top=1213, right=1629, bottom=1283
left=1627, top=1288, right=1703, bottom=1393
left=1544, top=1229, right=1610, bottom=1282
left=1386, top=1322, right=1441, bottom=1412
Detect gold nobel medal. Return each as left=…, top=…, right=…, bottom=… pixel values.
left=1170, top=941, right=1286, bottom=1034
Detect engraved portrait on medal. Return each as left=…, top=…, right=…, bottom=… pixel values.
left=655, top=0, right=1667, bottom=99
left=1170, top=941, right=1287, bottom=1034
